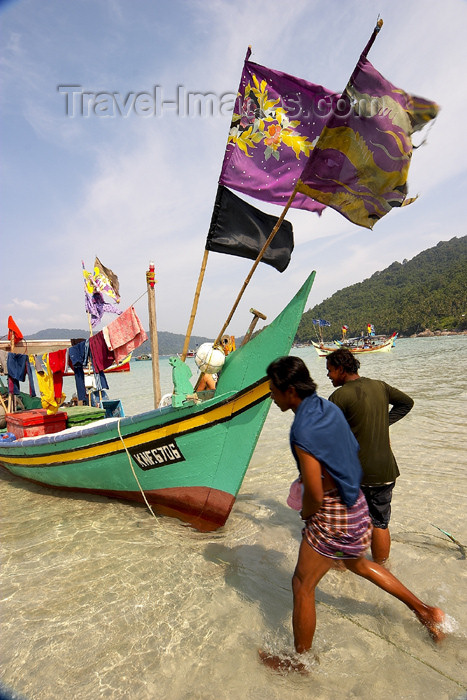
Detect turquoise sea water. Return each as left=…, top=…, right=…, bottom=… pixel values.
left=1, top=337, right=466, bottom=699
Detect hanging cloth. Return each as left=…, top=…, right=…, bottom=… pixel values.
left=36, top=353, right=66, bottom=414
left=68, top=340, right=87, bottom=402
left=89, top=331, right=115, bottom=372
left=7, top=353, right=35, bottom=396
left=105, top=306, right=147, bottom=364
left=48, top=349, right=67, bottom=400
left=83, top=339, right=109, bottom=392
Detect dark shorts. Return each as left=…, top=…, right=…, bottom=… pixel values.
left=360, top=482, right=395, bottom=529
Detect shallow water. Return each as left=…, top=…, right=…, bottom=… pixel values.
left=1, top=337, right=466, bottom=699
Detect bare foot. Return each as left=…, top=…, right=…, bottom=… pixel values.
left=415, top=606, right=446, bottom=642
left=258, top=649, right=309, bottom=674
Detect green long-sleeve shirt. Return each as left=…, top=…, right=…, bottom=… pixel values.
left=328, top=377, right=414, bottom=485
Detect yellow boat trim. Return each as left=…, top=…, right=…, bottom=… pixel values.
left=1, top=379, right=270, bottom=467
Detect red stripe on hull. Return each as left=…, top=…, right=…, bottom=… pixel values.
left=3, top=472, right=235, bottom=532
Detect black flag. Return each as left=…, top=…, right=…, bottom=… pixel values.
left=205, top=186, right=294, bottom=272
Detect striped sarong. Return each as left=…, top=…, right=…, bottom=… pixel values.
left=303, top=489, right=372, bottom=559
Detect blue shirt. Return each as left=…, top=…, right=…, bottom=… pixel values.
left=290, top=393, right=362, bottom=507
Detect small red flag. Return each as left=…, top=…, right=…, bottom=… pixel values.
left=8, top=316, right=23, bottom=342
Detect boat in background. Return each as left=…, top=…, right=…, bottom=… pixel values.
left=134, top=353, right=152, bottom=361
left=312, top=332, right=397, bottom=356
left=0, top=273, right=316, bottom=532
left=64, top=353, right=131, bottom=376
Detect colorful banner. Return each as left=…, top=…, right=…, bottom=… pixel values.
left=94, top=257, right=120, bottom=302
left=219, top=47, right=336, bottom=213
left=296, top=53, right=439, bottom=228
left=83, top=259, right=120, bottom=303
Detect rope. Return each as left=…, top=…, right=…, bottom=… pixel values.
left=116, top=416, right=162, bottom=524
left=130, top=289, right=148, bottom=308
left=431, top=524, right=466, bottom=559
left=318, top=600, right=466, bottom=691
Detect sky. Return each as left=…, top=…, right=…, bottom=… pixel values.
left=1, top=0, right=466, bottom=341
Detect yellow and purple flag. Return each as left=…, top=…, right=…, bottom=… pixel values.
left=296, top=34, right=439, bottom=228
left=82, top=258, right=120, bottom=303
left=94, top=257, right=120, bottom=302
left=219, top=47, right=336, bottom=214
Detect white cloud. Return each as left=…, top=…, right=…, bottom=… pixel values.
left=10, top=298, right=47, bottom=311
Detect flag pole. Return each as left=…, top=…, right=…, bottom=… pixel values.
left=82, top=261, right=96, bottom=406
left=146, top=261, right=162, bottom=408
left=360, top=18, right=383, bottom=61
left=213, top=186, right=298, bottom=346
left=210, top=19, right=383, bottom=349
left=180, top=249, right=209, bottom=362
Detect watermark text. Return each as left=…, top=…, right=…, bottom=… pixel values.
left=58, top=85, right=386, bottom=120
left=58, top=85, right=236, bottom=118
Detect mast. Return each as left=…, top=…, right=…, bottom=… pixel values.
left=181, top=249, right=209, bottom=361
left=146, top=261, right=161, bottom=408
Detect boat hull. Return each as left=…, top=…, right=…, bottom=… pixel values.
left=5, top=471, right=235, bottom=532
left=63, top=361, right=130, bottom=377
left=0, top=273, right=316, bottom=530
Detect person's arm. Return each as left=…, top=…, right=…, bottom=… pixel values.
left=295, top=446, right=324, bottom=520
left=386, top=384, right=414, bottom=425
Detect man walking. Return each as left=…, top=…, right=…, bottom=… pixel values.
left=326, top=348, right=413, bottom=564
left=259, top=356, right=443, bottom=673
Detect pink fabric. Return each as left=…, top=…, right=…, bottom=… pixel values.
left=287, top=478, right=304, bottom=511
left=105, top=306, right=147, bottom=364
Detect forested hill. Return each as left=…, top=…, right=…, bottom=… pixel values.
left=297, top=236, right=467, bottom=342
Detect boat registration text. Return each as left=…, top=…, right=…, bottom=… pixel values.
left=129, top=439, right=185, bottom=470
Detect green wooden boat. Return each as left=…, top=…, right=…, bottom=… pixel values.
left=0, top=272, right=315, bottom=531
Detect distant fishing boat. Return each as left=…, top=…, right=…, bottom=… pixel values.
left=312, top=332, right=397, bottom=356
left=63, top=354, right=131, bottom=375
left=134, top=353, right=152, bottom=361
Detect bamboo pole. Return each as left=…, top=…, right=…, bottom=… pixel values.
left=181, top=249, right=209, bottom=362
left=0, top=390, right=7, bottom=413
left=213, top=186, right=298, bottom=346
left=146, top=262, right=161, bottom=408
left=85, top=303, right=94, bottom=406
left=200, top=20, right=385, bottom=353
left=8, top=333, right=15, bottom=412
left=209, top=20, right=384, bottom=348
left=359, top=18, right=383, bottom=62
left=82, top=262, right=96, bottom=406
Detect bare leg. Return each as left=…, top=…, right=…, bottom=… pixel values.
left=371, top=526, right=391, bottom=564
left=259, top=538, right=332, bottom=673
left=292, top=538, right=333, bottom=652
left=344, top=557, right=445, bottom=641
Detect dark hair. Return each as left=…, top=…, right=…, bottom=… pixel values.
left=266, top=356, right=317, bottom=398
left=326, top=348, right=360, bottom=373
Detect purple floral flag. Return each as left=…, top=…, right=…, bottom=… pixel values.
left=296, top=54, right=439, bottom=228
left=85, top=291, right=121, bottom=328
left=219, top=48, right=336, bottom=213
